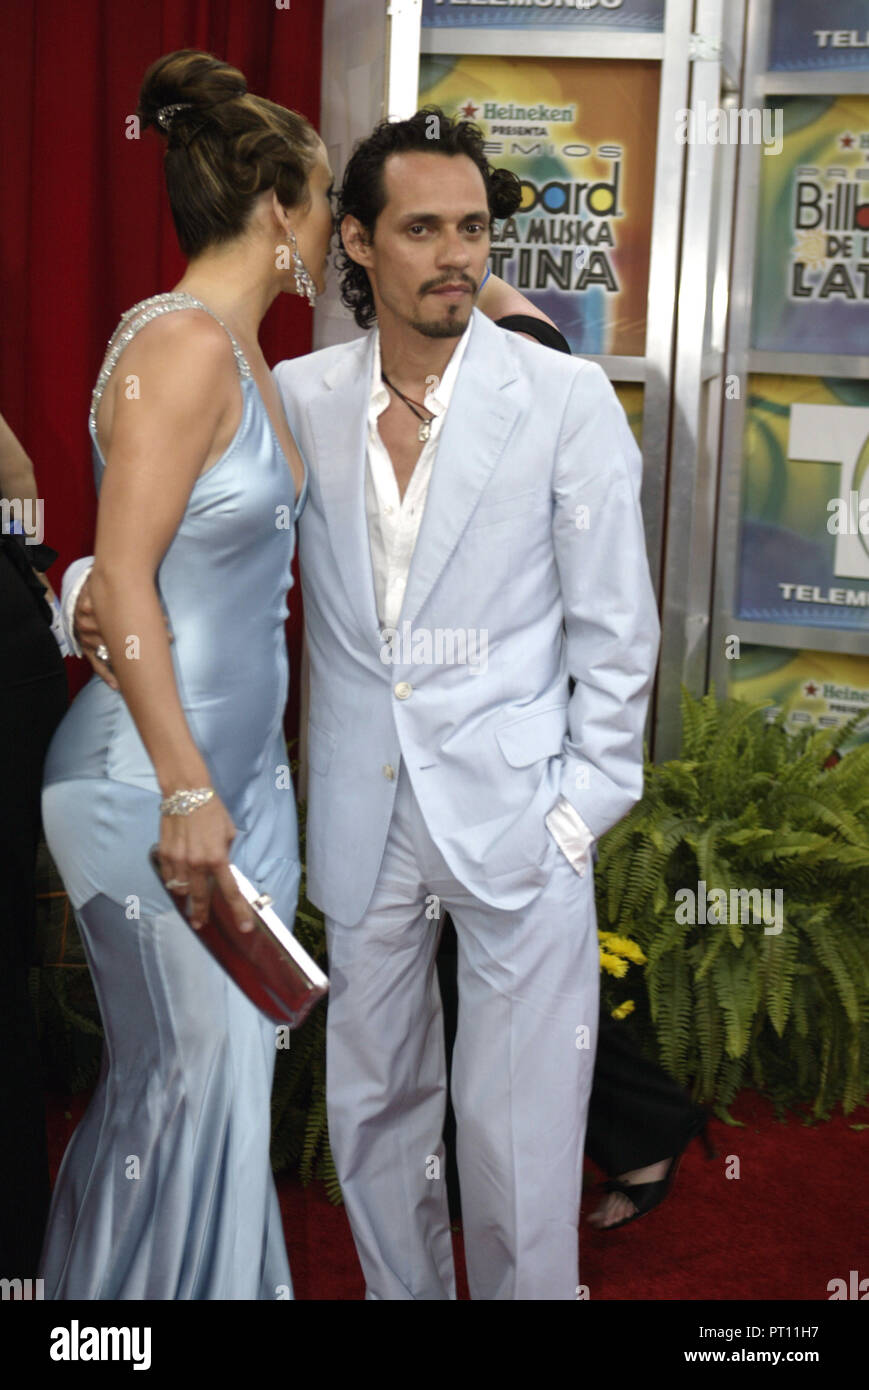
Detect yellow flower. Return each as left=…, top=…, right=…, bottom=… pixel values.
left=599, top=950, right=628, bottom=978
left=611, top=1000, right=636, bottom=1020
left=598, top=931, right=647, bottom=965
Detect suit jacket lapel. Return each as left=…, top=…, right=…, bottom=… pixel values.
left=303, top=310, right=523, bottom=647
left=306, top=332, right=383, bottom=650
left=399, top=310, right=522, bottom=631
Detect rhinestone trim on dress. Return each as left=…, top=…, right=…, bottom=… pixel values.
left=89, top=292, right=252, bottom=431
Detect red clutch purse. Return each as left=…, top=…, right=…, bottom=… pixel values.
left=150, top=847, right=328, bottom=1027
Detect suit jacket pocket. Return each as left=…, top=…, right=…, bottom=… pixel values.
left=495, top=703, right=568, bottom=768
left=307, top=718, right=336, bottom=775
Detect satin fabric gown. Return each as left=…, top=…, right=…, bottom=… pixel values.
left=39, top=292, right=307, bottom=1299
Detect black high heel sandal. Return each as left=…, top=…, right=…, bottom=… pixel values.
left=593, top=1109, right=717, bottom=1232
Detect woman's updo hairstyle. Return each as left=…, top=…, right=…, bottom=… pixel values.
left=139, top=49, right=320, bottom=258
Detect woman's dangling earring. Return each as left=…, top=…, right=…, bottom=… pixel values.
left=287, top=228, right=318, bottom=307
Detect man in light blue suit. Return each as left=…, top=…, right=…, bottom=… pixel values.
left=273, top=110, right=660, bottom=1300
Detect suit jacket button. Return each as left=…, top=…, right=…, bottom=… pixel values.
left=394, top=681, right=412, bottom=700
left=383, top=764, right=395, bottom=780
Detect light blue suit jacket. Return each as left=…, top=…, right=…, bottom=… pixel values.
left=274, top=308, right=660, bottom=925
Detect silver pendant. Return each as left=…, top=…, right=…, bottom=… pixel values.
left=418, top=420, right=431, bottom=443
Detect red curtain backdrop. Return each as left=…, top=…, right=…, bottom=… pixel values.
left=0, top=0, right=323, bottom=733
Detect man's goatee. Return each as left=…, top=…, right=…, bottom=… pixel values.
left=411, top=317, right=469, bottom=339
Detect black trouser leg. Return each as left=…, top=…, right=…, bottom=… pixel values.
left=435, top=912, right=462, bottom=1221
left=0, top=658, right=68, bottom=1275
left=0, top=968, right=53, bottom=1274
left=584, top=1012, right=706, bottom=1174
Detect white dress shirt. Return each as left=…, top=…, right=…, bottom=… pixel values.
left=366, top=317, right=473, bottom=631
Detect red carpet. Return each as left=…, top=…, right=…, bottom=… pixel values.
left=45, top=1088, right=867, bottom=1299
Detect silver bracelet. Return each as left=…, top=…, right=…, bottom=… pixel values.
left=159, top=787, right=215, bottom=817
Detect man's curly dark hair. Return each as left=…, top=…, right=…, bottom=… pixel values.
left=333, top=107, right=522, bottom=329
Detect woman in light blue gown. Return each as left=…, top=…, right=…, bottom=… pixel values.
left=38, top=50, right=334, bottom=1299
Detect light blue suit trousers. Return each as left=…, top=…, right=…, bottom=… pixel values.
left=325, top=761, right=599, bottom=1299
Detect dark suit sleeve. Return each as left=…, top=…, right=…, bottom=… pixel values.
left=495, top=315, right=571, bottom=355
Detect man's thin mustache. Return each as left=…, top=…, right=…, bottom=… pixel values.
left=421, top=276, right=476, bottom=294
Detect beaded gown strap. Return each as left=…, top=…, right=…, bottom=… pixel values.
left=89, top=292, right=252, bottom=430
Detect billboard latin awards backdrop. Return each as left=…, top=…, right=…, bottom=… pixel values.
left=419, top=55, right=659, bottom=355
left=728, top=644, right=869, bottom=749
left=737, top=375, right=869, bottom=630
left=752, top=95, right=869, bottom=355
left=421, top=0, right=665, bottom=31
left=769, top=0, right=869, bottom=72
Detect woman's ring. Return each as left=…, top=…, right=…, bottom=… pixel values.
left=95, top=643, right=110, bottom=662
left=165, top=878, right=191, bottom=891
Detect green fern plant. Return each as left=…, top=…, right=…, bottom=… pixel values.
left=595, top=686, right=869, bottom=1120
